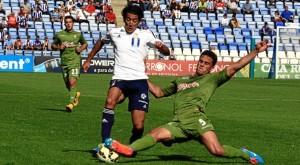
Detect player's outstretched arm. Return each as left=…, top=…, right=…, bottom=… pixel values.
left=226, top=39, right=269, bottom=77
left=148, top=80, right=165, bottom=98
left=82, top=39, right=104, bottom=72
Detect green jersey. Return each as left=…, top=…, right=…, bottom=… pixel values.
left=162, top=69, right=229, bottom=115
left=53, top=30, right=87, bottom=66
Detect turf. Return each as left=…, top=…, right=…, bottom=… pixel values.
left=0, top=72, right=299, bottom=165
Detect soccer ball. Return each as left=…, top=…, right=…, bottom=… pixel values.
left=96, top=145, right=119, bottom=163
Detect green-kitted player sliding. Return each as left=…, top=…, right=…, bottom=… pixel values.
left=52, top=16, right=87, bottom=112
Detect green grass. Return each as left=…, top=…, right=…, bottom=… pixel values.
left=0, top=72, right=299, bottom=165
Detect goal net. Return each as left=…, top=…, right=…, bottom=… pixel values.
left=269, top=24, right=300, bottom=79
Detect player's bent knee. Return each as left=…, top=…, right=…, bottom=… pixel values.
left=209, top=147, right=225, bottom=157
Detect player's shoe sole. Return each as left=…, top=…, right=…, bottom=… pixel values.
left=104, top=138, right=133, bottom=157
left=241, top=148, right=264, bottom=164
left=66, top=103, right=74, bottom=112
left=73, top=92, right=81, bottom=107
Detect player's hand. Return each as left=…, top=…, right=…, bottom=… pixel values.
left=82, top=61, right=90, bottom=73
left=256, top=39, right=270, bottom=53
left=60, top=44, right=66, bottom=50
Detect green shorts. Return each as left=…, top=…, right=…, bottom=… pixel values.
left=161, top=111, right=214, bottom=142
left=61, top=64, right=80, bottom=79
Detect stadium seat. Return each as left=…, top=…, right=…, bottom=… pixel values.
left=80, top=22, right=90, bottom=32
left=159, top=33, right=169, bottom=40
left=229, top=42, right=238, bottom=50
left=199, top=13, right=207, bottom=21
left=185, top=26, right=195, bottom=34
left=192, top=49, right=201, bottom=56
left=176, top=55, right=185, bottom=60
left=162, top=40, right=171, bottom=48
left=204, top=27, right=213, bottom=35
left=191, top=41, right=200, bottom=49
left=152, top=11, right=161, bottom=19
left=215, top=27, right=224, bottom=35
left=225, top=35, right=234, bottom=44
left=173, top=47, right=183, bottom=55
left=164, top=19, right=173, bottom=26
left=207, top=34, right=216, bottom=42
left=200, top=41, right=209, bottom=51
left=181, top=12, right=189, bottom=20
left=167, top=26, right=176, bottom=33
left=170, top=33, right=179, bottom=41
left=179, top=33, right=188, bottom=41
left=238, top=43, right=248, bottom=51
left=172, top=40, right=181, bottom=48
left=144, top=11, right=151, bottom=19
left=190, top=13, right=198, bottom=20
left=189, top=34, right=198, bottom=41
left=154, top=18, right=164, bottom=26
left=202, top=20, right=211, bottom=28
left=174, top=19, right=183, bottom=26
left=216, top=34, right=225, bottom=43
left=157, top=25, right=166, bottom=33
left=247, top=22, right=257, bottom=29
left=198, top=34, right=207, bottom=42
left=177, top=26, right=185, bottom=33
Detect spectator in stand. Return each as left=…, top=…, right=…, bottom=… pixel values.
left=32, top=7, right=43, bottom=21
left=95, top=8, right=105, bottom=23
left=0, top=16, right=7, bottom=29
left=18, top=6, right=27, bottom=17
left=67, top=0, right=75, bottom=10
left=82, top=0, right=88, bottom=6
left=51, top=6, right=63, bottom=22
left=172, top=4, right=181, bottom=19
left=261, top=22, right=274, bottom=36
left=103, top=2, right=113, bottom=13
left=17, top=13, right=29, bottom=29
left=31, top=0, right=41, bottom=13
left=69, top=6, right=78, bottom=19
left=189, top=0, right=198, bottom=13
left=75, top=5, right=89, bottom=23
left=142, top=0, right=152, bottom=11
left=0, top=0, right=6, bottom=15
left=215, top=0, right=226, bottom=13
left=280, top=6, right=295, bottom=23
left=242, top=0, right=253, bottom=15
left=7, top=12, right=18, bottom=29
left=58, top=1, right=65, bottom=11
left=206, top=0, right=215, bottom=13
left=229, top=14, right=240, bottom=29
left=179, top=0, right=189, bottom=12
left=42, top=36, right=51, bottom=50
left=33, top=35, right=43, bottom=50
left=162, top=5, right=172, bottom=19
left=5, top=35, right=13, bottom=50
left=23, top=0, right=31, bottom=14
left=128, top=0, right=140, bottom=6
left=170, top=0, right=177, bottom=11
left=0, top=28, right=5, bottom=48
left=221, top=13, right=230, bottom=28
left=198, top=0, right=207, bottom=13
left=151, top=0, right=160, bottom=11
left=140, top=18, right=147, bottom=29
left=13, top=36, right=23, bottom=50
left=273, top=10, right=281, bottom=22
left=94, top=0, right=104, bottom=10
left=227, top=0, right=239, bottom=14
left=83, top=0, right=97, bottom=16
left=23, top=35, right=34, bottom=50
left=104, top=8, right=117, bottom=27
left=41, top=0, right=50, bottom=15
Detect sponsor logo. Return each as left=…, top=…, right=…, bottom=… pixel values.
left=0, top=56, right=33, bottom=72
left=82, top=59, right=115, bottom=66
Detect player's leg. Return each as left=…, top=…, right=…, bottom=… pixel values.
left=130, top=110, right=146, bottom=144
left=128, top=80, right=149, bottom=144
left=101, top=85, right=123, bottom=143
left=200, top=130, right=263, bottom=164
left=66, top=67, right=80, bottom=112
left=105, top=127, right=174, bottom=157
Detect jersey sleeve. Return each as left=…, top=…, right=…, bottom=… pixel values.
left=145, top=29, right=161, bottom=48
left=52, top=33, right=60, bottom=45
left=161, top=81, right=177, bottom=97
left=101, top=29, right=112, bottom=44
left=215, top=68, right=230, bottom=87
left=79, top=33, right=87, bottom=45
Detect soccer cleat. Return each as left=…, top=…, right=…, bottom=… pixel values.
left=66, top=103, right=74, bottom=112
left=73, top=92, right=81, bottom=107
left=104, top=138, right=134, bottom=157
left=241, top=148, right=264, bottom=164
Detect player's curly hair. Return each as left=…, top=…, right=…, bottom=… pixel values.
left=122, top=5, right=144, bottom=21
left=201, top=50, right=218, bottom=66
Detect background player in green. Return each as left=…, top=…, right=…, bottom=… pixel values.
left=105, top=40, right=271, bottom=164
left=52, top=15, right=88, bottom=112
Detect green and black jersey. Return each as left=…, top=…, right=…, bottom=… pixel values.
left=162, top=69, right=230, bottom=116
left=53, top=30, right=87, bottom=67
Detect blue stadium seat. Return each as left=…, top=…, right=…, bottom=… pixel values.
left=208, top=13, right=216, bottom=21
left=179, top=33, right=188, bottom=41
left=204, top=27, right=213, bottom=35
left=219, top=43, right=228, bottom=50
left=190, top=13, right=198, bottom=20
left=188, top=34, right=198, bottom=41
left=14, top=50, right=23, bottom=56
left=200, top=41, right=209, bottom=50
left=154, top=18, right=164, bottom=26
left=181, top=40, right=190, bottom=48
left=152, top=11, right=161, bottom=19
left=241, top=28, right=251, bottom=36
left=238, top=43, right=248, bottom=51
left=191, top=41, right=200, bottom=49
left=144, top=11, right=151, bottom=19
left=181, top=12, right=189, bottom=20
left=183, top=19, right=192, bottom=27
left=207, top=34, right=216, bottom=42
left=167, top=26, right=176, bottom=33
left=157, top=25, right=166, bottom=33
left=211, top=20, right=220, bottom=29
left=195, top=26, right=204, bottom=34
left=185, top=26, right=195, bottom=34
left=198, top=34, right=207, bottom=42
left=215, top=27, right=224, bottom=35
left=172, top=40, right=181, bottom=48
left=229, top=42, right=238, bottom=50
left=225, top=35, right=234, bottom=44
left=199, top=13, right=207, bottom=21
left=192, top=19, right=201, bottom=26
left=164, top=19, right=173, bottom=26
left=235, top=34, right=244, bottom=43
left=159, top=32, right=169, bottom=40
left=244, top=35, right=252, bottom=44
left=202, top=20, right=211, bottom=28
left=174, top=19, right=183, bottom=26
left=216, top=34, right=225, bottom=43
left=177, top=26, right=185, bottom=33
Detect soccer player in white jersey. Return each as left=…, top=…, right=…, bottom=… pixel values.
left=82, top=5, right=170, bottom=151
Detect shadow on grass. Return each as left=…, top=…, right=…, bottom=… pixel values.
left=118, top=154, right=244, bottom=164
left=40, top=108, right=69, bottom=113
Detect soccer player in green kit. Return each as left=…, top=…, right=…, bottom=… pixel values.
left=104, top=40, right=271, bottom=164
left=52, top=16, right=88, bottom=112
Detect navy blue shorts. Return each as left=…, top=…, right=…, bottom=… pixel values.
left=110, top=79, right=149, bottom=112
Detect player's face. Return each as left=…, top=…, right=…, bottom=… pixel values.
left=65, top=18, right=74, bottom=31
left=124, top=13, right=140, bottom=33
left=196, top=55, right=214, bottom=76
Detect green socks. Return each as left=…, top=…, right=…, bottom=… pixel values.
left=223, top=145, right=250, bottom=160
left=69, top=87, right=77, bottom=104
left=129, top=134, right=156, bottom=152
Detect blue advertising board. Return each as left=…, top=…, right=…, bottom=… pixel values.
left=0, top=56, right=34, bottom=72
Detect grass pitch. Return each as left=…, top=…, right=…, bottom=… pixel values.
left=0, top=72, right=299, bottom=165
